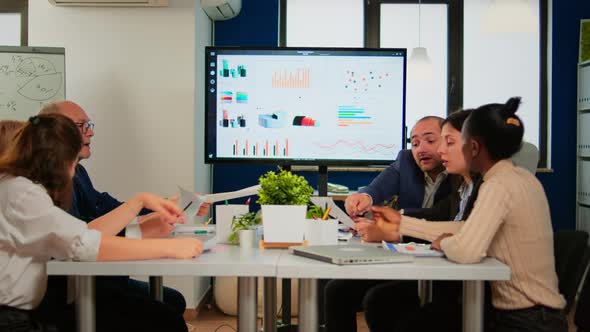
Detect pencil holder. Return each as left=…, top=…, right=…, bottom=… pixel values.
left=304, top=219, right=339, bottom=245
left=216, top=204, right=249, bottom=244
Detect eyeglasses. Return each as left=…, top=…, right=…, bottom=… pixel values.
left=75, top=121, right=95, bottom=133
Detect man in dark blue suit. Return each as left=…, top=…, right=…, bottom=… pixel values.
left=326, top=116, right=454, bottom=332
left=36, top=101, right=198, bottom=332
left=344, top=116, right=452, bottom=240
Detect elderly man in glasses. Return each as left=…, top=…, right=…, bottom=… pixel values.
left=36, top=100, right=194, bottom=330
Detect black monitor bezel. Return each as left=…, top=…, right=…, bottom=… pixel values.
left=204, top=46, right=407, bottom=166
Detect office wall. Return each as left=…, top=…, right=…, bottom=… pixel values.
left=28, top=0, right=212, bottom=308
left=213, top=0, right=590, bottom=231
left=536, top=0, right=590, bottom=230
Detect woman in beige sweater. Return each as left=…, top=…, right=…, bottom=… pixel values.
left=369, top=97, right=567, bottom=332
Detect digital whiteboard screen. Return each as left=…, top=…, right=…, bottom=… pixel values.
left=205, top=47, right=406, bottom=166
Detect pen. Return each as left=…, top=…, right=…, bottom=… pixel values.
left=204, top=217, right=213, bottom=225
left=245, top=197, right=251, bottom=205
left=225, top=200, right=229, bottom=206
left=182, top=201, right=193, bottom=212
left=322, top=207, right=331, bottom=220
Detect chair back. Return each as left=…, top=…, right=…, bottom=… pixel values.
left=575, top=252, right=590, bottom=331
left=511, top=141, right=539, bottom=173
left=553, top=230, right=589, bottom=313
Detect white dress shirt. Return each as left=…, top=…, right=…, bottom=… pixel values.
left=0, top=175, right=101, bottom=309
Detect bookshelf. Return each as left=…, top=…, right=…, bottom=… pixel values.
left=578, top=62, right=590, bottom=234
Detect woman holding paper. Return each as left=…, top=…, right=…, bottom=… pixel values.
left=0, top=114, right=201, bottom=332
left=369, top=98, right=567, bottom=332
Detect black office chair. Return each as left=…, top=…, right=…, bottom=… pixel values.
left=553, top=230, right=589, bottom=313
left=575, top=257, right=590, bottom=332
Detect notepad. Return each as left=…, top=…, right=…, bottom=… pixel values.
left=381, top=241, right=444, bottom=257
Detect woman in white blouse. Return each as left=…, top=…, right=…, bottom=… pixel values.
left=0, top=114, right=202, bottom=331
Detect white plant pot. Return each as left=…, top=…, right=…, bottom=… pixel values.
left=304, top=219, right=339, bottom=245
left=238, top=229, right=257, bottom=249
left=261, top=205, right=306, bottom=243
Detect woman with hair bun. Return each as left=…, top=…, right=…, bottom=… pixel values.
left=369, top=97, right=567, bottom=331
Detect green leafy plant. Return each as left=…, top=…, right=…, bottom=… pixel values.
left=228, top=211, right=262, bottom=244
left=257, top=169, right=313, bottom=205
left=306, top=204, right=326, bottom=219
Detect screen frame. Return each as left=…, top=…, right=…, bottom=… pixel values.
left=204, top=46, right=407, bottom=166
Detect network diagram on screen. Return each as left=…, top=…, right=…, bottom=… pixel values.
left=205, top=47, right=406, bottom=165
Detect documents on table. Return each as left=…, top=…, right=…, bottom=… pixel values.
left=173, top=225, right=218, bottom=251
left=179, top=184, right=261, bottom=217
left=310, top=196, right=355, bottom=227
left=381, top=241, right=444, bottom=257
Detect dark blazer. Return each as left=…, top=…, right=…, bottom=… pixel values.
left=71, top=164, right=150, bottom=226
left=359, top=149, right=454, bottom=209
left=402, top=175, right=484, bottom=309
left=404, top=175, right=483, bottom=221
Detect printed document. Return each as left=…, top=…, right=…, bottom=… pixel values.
left=179, top=185, right=261, bottom=217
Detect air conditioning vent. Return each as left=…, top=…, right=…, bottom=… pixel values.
left=201, top=0, right=241, bottom=21
left=48, top=0, right=168, bottom=7
left=215, top=3, right=235, bottom=18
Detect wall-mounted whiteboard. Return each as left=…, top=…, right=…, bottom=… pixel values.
left=0, top=46, right=65, bottom=120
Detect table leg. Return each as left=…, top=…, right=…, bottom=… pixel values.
left=463, top=280, right=484, bottom=332
left=263, top=277, right=277, bottom=332
left=298, top=278, right=318, bottom=332
left=280, top=279, right=291, bottom=329
left=238, top=276, right=258, bottom=332
left=76, top=275, right=96, bottom=332
left=149, top=276, right=164, bottom=301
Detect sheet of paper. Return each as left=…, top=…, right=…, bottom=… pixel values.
left=382, top=241, right=444, bottom=257
left=179, top=185, right=260, bottom=216
left=310, top=196, right=355, bottom=228
left=200, top=184, right=261, bottom=203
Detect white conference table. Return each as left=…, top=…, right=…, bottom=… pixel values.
left=277, top=252, right=510, bottom=332
left=47, top=245, right=280, bottom=332
left=48, top=244, right=510, bottom=332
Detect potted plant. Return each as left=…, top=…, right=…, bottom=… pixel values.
left=257, top=169, right=313, bottom=244
left=228, top=211, right=262, bottom=246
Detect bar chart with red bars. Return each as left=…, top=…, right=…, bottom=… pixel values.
left=231, top=138, right=289, bottom=157
left=271, top=68, right=310, bottom=89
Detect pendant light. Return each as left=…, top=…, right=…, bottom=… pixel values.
left=409, top=0, right=433, bottom=80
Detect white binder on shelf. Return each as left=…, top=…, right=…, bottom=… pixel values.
left=579, top=64, right=590, bottom=111
left=578, top=160, right=590, bottom=205
left=579, top=113, right=590, bottom=157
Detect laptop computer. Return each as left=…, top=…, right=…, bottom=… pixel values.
left=289, top=245, right=414, bottom=265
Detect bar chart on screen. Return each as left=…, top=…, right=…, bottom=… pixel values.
left=228, top=138, right=290, bottom=157
left=271, top=68, right=310, bottom=89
